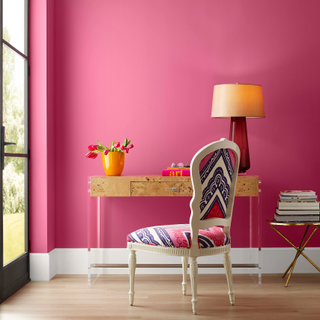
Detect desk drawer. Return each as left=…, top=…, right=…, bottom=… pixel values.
left=131, top=181, right=193, bottom=197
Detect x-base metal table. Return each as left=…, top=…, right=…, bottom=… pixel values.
left=266, top=220, right=320, bottom=286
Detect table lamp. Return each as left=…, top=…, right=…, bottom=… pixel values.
left=211, top=84, right=265, bottom=173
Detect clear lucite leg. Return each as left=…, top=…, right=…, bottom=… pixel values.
left=87, top=177, right=92, bottom=287
left=87, top=177, right=101, bottom=288
left=258, top=180, right=262, bottom=286
left=249, top=179, right=262, bottom=286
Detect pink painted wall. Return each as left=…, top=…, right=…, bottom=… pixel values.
left=29, top=0, right=49, bottom=253
left=29, top=0, right=55, bottom=253
left=46, top=0, right=56, bottom=252
left=30, top=0, right=320, bottom=252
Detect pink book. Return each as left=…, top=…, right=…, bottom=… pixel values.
left=162, top=169, right=190, bottom=176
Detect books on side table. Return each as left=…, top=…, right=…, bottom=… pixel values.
left=274, top=190, right=320, bottom=222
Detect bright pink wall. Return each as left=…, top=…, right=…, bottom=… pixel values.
left=47, top=0, right=55, bottom=252
left=29, top=0, right=48, bottom=253
left=30, top=0, right=320, bottom=252
left=29, top=0, right=55, bottom=253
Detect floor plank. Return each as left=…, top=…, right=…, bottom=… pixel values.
left=1, top=274, right=320, bottom=319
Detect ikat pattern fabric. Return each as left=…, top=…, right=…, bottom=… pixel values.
left=199, top=149, right=234, bottom=220
left=127, top=224, right=230, bottom=249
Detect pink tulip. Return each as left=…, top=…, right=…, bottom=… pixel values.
left=86, top=151, right=98, bottom=159
left=124, top=148, right=129, bottom=154
left=104, top=149, right=109, bottom=155
left=114, top=142, right=120, bottom=148
left=120, top=145, right=125, bottom=150
left=127, top=143, right=134, bottom=149
left=88, top=144, right=98, bottom=151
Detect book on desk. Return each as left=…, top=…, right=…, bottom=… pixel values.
left=162, top=168, right=190, bottom=176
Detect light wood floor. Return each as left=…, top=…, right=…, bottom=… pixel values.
left=1, top=274, right=320, bottom=319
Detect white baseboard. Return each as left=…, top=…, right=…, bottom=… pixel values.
left=29, top=251, right=52, bottom=281
left=30, top=247, right=320, bottom=281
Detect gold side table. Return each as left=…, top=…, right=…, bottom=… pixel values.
left=266, top=219, right=320, bottom=287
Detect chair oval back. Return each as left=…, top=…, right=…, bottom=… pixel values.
left=189, top=139, right=240, bottom=253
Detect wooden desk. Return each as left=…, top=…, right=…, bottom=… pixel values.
left=90, top=175, right=259, bottom=197
left=88, top=175, right=262, bottom=286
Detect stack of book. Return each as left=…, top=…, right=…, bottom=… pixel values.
left=275, top=190, right=320, bottom=222
left=162, top=166, right=190, bottom=176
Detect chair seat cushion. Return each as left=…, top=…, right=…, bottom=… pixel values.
left=127, top=224, right=230, bottom=249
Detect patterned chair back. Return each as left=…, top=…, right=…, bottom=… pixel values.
left=199, top=148, right=235, bottom=221
left=189, top=139, right=240, bottom=253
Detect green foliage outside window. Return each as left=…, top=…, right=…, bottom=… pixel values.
left=2, top=28, right=25, bottom=215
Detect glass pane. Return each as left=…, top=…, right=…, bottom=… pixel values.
left=3, top=157, right=26, bottom=265
left=3, top=0, right=27, bottom=55
left=2, top=44, right=26, bottom=154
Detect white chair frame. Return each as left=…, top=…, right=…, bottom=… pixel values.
left=127, top=138, right=240, bottom=314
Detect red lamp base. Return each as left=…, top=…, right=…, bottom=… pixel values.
left=229, top=117, right=250, bottom=173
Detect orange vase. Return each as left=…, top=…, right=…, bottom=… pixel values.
left=102, top=152, right=125, bottom=176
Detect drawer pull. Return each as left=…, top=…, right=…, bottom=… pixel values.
left=166, top=187, right=179, bottom=191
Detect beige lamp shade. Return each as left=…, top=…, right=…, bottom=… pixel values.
left=211, top=84, right=265, bottom=118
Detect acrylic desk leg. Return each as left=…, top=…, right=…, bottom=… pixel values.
left=87, top=178, right=92, bottom=287
left=87, top=177, right=101, bottom=287
left=249, top=180, right=262, bottom=286
left=258, top=180, right=262, bottom=285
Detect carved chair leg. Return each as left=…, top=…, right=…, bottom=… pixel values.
left=189, top=257, right=198, bottom=315
left=182, top=256, right=188, bottom=295
left=128, top=250, right=136, bottom=306
left=223, top=252, right=235, bottom=306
